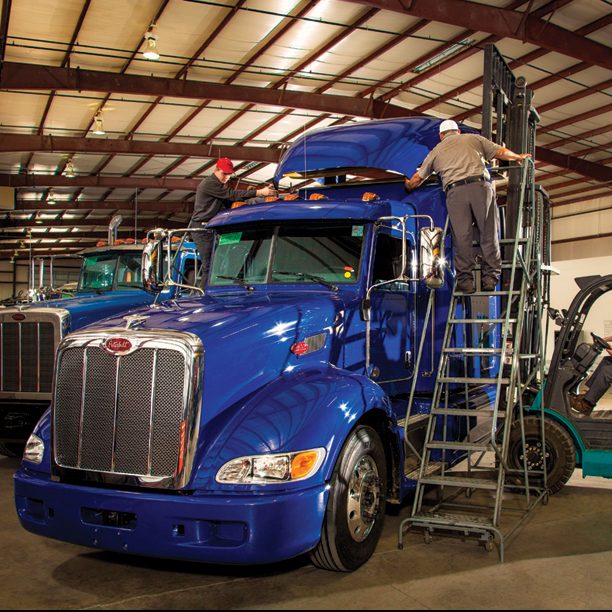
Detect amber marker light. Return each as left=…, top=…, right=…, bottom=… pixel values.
left=291, top=451, right=320, bottom=480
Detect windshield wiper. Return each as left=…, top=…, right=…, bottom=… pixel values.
left=273, top=270, right=338, bottom=291
left=216, top=275, right=255, bottom=291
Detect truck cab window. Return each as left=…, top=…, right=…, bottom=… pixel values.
left=372, top=232, right=408, bottom=290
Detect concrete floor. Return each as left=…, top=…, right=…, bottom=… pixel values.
left=3, top=455, right=612, bottom=610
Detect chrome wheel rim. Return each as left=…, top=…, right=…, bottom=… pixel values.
left=346, top=454, right=381, bottom=543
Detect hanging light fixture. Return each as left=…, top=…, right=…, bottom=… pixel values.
left=93, top=112, right=105, bottom=135
left=66, top=161, right=76, bottom=177
left=143, top=29, right=160, bottom=60
left=47, top=189, right=56, bottom=204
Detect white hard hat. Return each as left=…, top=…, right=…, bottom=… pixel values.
left=439, top=120, right=459, bottom=133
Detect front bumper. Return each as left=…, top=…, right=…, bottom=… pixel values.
left=14, top=468, right=329, bottom=565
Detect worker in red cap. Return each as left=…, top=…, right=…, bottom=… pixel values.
left=190, top=158, right=277, bottom=289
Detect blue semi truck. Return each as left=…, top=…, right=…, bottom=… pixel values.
left=14, top=118, right=499, bottom=571
left=1, top=236, right=199, bottom=457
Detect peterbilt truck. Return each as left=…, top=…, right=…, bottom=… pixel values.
left=1, top=236, right=199, bottom=456
left=14, top=118, right=499, bottom=572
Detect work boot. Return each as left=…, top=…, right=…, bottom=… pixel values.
left=569, top=393, right=595, bottom=416
left=456, top=283, right=475, bottom=295
left=482, top=278, right=498, bottom=292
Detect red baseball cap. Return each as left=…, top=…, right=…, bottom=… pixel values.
left=216, top=158, right=234, bottom=173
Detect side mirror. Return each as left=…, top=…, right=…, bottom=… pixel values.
left=142, top=241, right=164, bottom=294
left=360, top=298, right=371, bottom=322
left=420, top=227, right=444, bottom=289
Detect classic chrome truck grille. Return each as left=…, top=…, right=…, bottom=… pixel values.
left=0, top=309, right=69, bottom=399
left=52, top=330, right=202, bottom=488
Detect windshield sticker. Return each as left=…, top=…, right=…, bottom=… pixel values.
left=84, top=257, right=98, bottom=265
left=352, top=226, right=364, bottom=237
left=219, top=232, right=243, bottom=245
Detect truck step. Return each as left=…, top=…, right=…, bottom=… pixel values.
left=449, top=318, right=516, bottom=324
left=405, top=461, right=443, bottom=480
left=418, top=475, right=499, bottom=490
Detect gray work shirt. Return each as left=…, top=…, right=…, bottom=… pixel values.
left=191, top=174, right=257, bottom=224
left=417, top=132, right=501, bottom=191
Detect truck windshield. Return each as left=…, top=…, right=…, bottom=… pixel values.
left=209, top=224, right=364, bottom=288
left=78, top=252, right=143, bottom=292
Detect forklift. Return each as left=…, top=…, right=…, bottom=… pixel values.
left=509, top=274, right=612, bottom=491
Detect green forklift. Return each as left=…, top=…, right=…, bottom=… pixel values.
left=507, top=274, right=612, bottom=492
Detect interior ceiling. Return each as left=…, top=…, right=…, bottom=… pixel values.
left=1, top=0, right=612, bottom=258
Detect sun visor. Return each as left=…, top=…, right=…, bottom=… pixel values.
left=274, top=117, right=478, bottom=184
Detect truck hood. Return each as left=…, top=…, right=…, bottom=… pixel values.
left=89, top=290, right=349, bottom=420
left=19, top=291, right=154, bottom=331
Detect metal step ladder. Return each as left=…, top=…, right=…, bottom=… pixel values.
left=399, top=162, right=549, bottom=561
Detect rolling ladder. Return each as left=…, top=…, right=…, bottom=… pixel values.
left=399, top=161, right=549, bottom=561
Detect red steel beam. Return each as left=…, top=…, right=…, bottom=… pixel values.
left=343, top=0, right=612, bottom=70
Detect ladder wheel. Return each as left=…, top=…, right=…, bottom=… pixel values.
left=484, top=536, right=493, bottom=552
left=465, top=487, right=472, bottom=499
left=424, top=530, right=432, bottom=545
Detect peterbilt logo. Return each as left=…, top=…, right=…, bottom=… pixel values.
left=105, top=338, right=133, bottom=352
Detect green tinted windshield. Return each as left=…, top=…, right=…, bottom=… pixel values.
left=78, top=252, right=142, bottom=292
left=209, top=224, right=365, bottom=287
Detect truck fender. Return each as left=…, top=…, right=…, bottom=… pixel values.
left=195, top=366, right=396, bottom=489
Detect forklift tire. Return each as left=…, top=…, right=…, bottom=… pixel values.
left=0, top=442, right=24, bottom=458
left=506, top=416, right=576, bottom=494
left=309, top=425, right=387, bottom=572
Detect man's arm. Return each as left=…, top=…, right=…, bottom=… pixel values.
left=405, top=172, right=425, bottom=192
left=494, top=147, right=531, bottom=164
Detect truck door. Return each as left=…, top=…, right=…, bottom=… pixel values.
left=368, top=230, right=415, bottom=390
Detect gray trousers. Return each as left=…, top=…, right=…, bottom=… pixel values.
left=585, top=355, right=612, bottom=405
left=446, top=181, right=501, bottom=287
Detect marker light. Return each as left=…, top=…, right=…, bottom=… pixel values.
left=216, top=448, right=326, bottom=484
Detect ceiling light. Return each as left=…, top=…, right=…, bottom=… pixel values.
left=66, top=161, right=76, bottom=177
left=93, top=112, right=105, bottom=135
left=47, top=189, right=56, bottom=204
left=143, top=32, right=160, bottom=60
left=412, top=39, right=475, bottom=74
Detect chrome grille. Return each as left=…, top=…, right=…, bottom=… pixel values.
left=54, top=344, right=187, bottom=479
left=0, top=321, right=56, bottom=393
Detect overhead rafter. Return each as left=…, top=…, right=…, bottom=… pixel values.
left=344, top=0, right=612, bottom=71
left=0, top=134, right=284, bottom=164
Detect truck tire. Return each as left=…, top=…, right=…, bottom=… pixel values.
left=309, top=425, right=387, bottom=572
left=506, top=415, right=576, bottom=494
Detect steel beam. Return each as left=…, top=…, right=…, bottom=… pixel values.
left=344, top=0, right=612, bottom=71
left=0, top=62, right=421, bottom=121
left=0, top=134, right=282, bottom=163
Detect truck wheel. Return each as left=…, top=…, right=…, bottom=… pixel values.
left=309, top=425, right=387, bottom=572
left=506, top=416, right=576, bottom=494
left=0, top=442, right=24, bottom=458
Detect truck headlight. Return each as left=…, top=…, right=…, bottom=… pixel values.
left=23, top=434, right=44, bottom=465
left=216, top=448, right=326, bottom=484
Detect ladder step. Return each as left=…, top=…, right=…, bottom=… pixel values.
left=449, top=318, right=516, bottom=324
left=426, top=441, right=496, bottom=452
left=411, top=511, right=493, bottom=527
left=443, top=347, right=503, bottom=354
left=438, top=377, right=510, bottom=384
left=432, top=407, right=506, bottom=417
left=499, top=238, right=529, bottom=244
left=454, top=290, right=512, bottom=297
left=418, top=475, right=498, bottom=490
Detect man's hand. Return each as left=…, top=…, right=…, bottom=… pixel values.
left=405, top=172, right=424, bottom=192
left=256, top=186, right=278, bottom=197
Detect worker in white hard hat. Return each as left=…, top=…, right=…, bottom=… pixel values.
left=405, top=120, right=531, bottom=294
